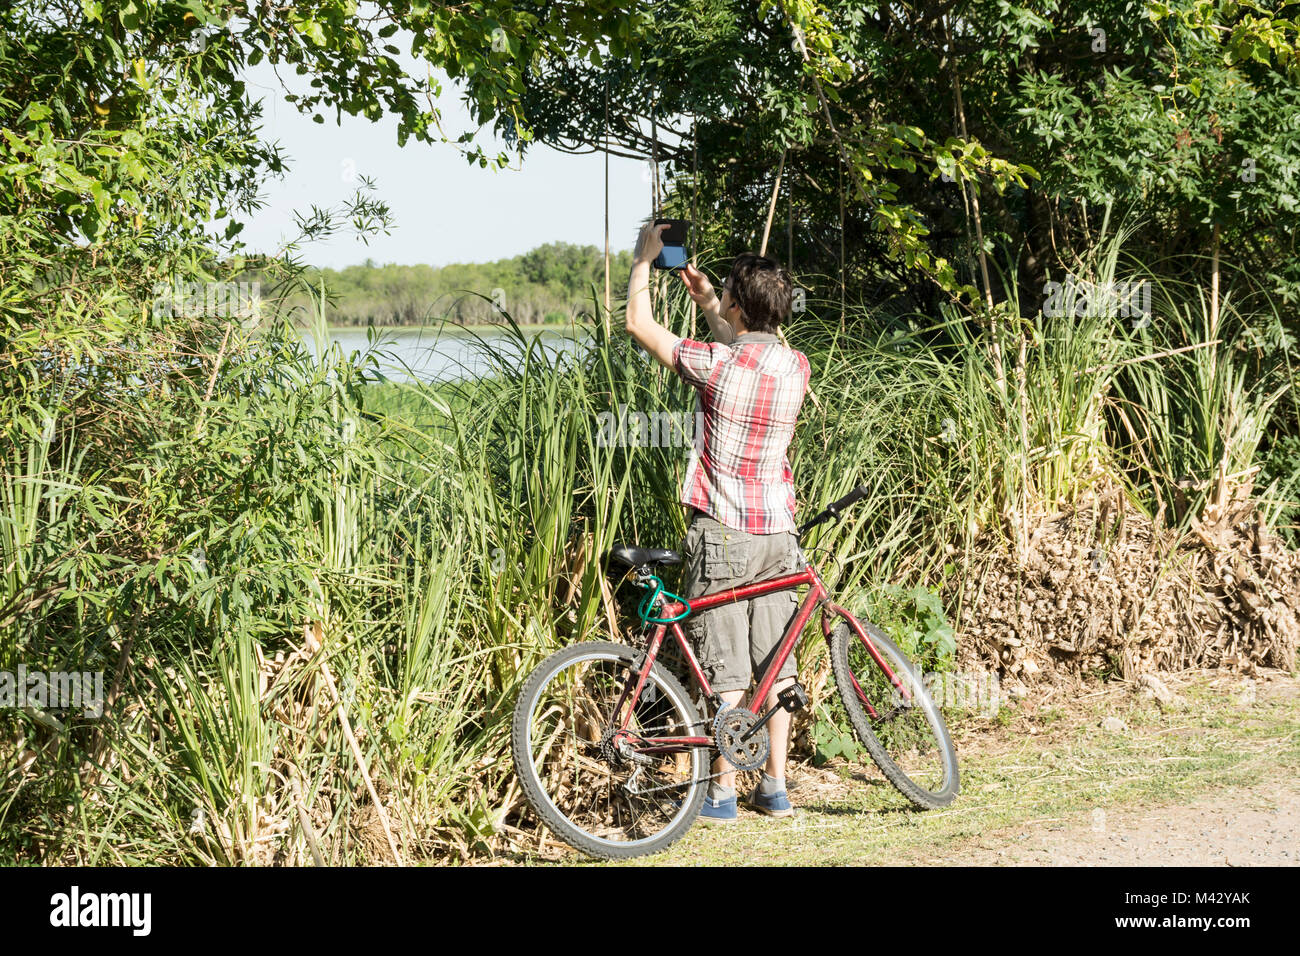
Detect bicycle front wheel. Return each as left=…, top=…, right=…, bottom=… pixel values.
left=510, top=641, right=708, bottom=860
left=828, top=615, right=959, bottom=809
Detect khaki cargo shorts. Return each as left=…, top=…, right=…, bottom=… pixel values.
left=679, top=511, right=802, bottom=694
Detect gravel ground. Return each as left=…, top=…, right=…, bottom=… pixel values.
left=520, top=670, right=1300, bottom=866
left=910, top=775, right=1300, bottom=866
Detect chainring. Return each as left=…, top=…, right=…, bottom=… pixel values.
left=712, top=707, right=770, bottom=772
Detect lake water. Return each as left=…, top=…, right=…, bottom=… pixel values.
left=301, top=324, right=594, bottom=382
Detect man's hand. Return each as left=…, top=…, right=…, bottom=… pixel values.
left=679, top=262, right=718, bottom=310
left=625, top=221, right=679, bottom=370
left=633, top=220, right=668, bottom=266
left=680, top=261, right=734, bottom=345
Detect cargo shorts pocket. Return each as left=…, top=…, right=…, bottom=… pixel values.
left=702, top=527, right=750, bottom=583
left=685, top=615, right=714, bottom=668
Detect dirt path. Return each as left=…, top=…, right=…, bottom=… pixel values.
left=497, top=668, right=1300, bottom=866
left=905, top=773, right=1300, bottom=866
left=886, top=668, right=1300, bottom=866
left=589, top=667, right=1300, bottom=867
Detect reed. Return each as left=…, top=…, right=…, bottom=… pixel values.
left=2, top=230, right=1296, bottom=863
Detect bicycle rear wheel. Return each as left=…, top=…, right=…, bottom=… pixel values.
left=510, top=641, right=708, bottom=860
left=828, top=614, right=959, bottom=809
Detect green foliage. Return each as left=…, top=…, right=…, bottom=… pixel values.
left=865, top=583, right=958, bottom=672
left=4, top=0, right=1300, bottom=865
left=273, top=244, right=635, bottom=327
left=5, top=226, right=1299, bottom=863
left=812, top=707, right=864, bottom=765
left=513, top=1, right=1300, bottom=318
left=1263, top=432, right=1300, bottom=547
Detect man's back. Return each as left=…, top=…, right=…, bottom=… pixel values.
left=673, top=330, right=810, bottom=535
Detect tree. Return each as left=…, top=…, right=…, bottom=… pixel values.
left=500, top=1, right=1300, bottom=317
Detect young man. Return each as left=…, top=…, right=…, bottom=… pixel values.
left=624, top=220, right=811, bottom=822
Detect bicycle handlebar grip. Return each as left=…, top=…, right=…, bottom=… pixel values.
left=828, top=484, right=870, bottom=514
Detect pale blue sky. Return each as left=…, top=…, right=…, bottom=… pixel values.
left=239, top=62, right=652, bottom=269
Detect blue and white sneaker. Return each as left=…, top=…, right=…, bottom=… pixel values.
left=697, top=792, right=738, bottom=824
left=744, top=785, right=795, bottom=818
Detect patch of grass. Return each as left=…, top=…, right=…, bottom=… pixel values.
left=1038, top=706, right=1065, bottom=726
left=524, top=671, right=1300, bottom=866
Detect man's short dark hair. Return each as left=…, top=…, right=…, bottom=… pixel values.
left=728, top=253, right=793, bottom=333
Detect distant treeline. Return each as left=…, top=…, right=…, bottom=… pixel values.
left=277, top=243, right=635, bottom=327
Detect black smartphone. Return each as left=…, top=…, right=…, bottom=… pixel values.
left=652, top=218, right=690, bottom=271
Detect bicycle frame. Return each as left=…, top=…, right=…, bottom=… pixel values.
left=609, top=555, right=913, bottom=755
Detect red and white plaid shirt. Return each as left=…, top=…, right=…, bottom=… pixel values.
left=671, top=331, right=810, bottom=534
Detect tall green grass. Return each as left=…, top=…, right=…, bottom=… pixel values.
left=2, top=230, right=1296, bottom=863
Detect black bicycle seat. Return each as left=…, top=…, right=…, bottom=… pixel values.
left=607, top=542, right=682, bottom=567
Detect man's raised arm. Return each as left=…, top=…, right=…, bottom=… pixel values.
left=681, top=262, right=736, bottom=345
left=625, top=221, right=683, bottom=370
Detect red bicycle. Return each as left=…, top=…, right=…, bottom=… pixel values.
left=510, top=485, right=959, bottom=860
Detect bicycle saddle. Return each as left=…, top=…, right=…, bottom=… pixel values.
left=607, top=542, right=682, bottom=567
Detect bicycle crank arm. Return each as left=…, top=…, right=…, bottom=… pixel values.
left=740, top=683, right=809, bottom=742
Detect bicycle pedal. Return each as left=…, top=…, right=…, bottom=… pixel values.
left=778, top=683, right=808, bottom=713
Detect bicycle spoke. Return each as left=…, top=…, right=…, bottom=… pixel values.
left=848, top=639, right=946, bottom=791
left=829, top=617, right=958, bottom=807
left=517, top=649, right=705, bottom=849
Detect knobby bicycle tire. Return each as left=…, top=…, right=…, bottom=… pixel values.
left=510, top=641, right=709, bottom=860
left=828, top=616, right=960, bottom=809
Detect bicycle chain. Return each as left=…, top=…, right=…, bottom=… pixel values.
left=602, top=712, right=767, bottom=798
left=623, top=766, right=748, bottom=798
